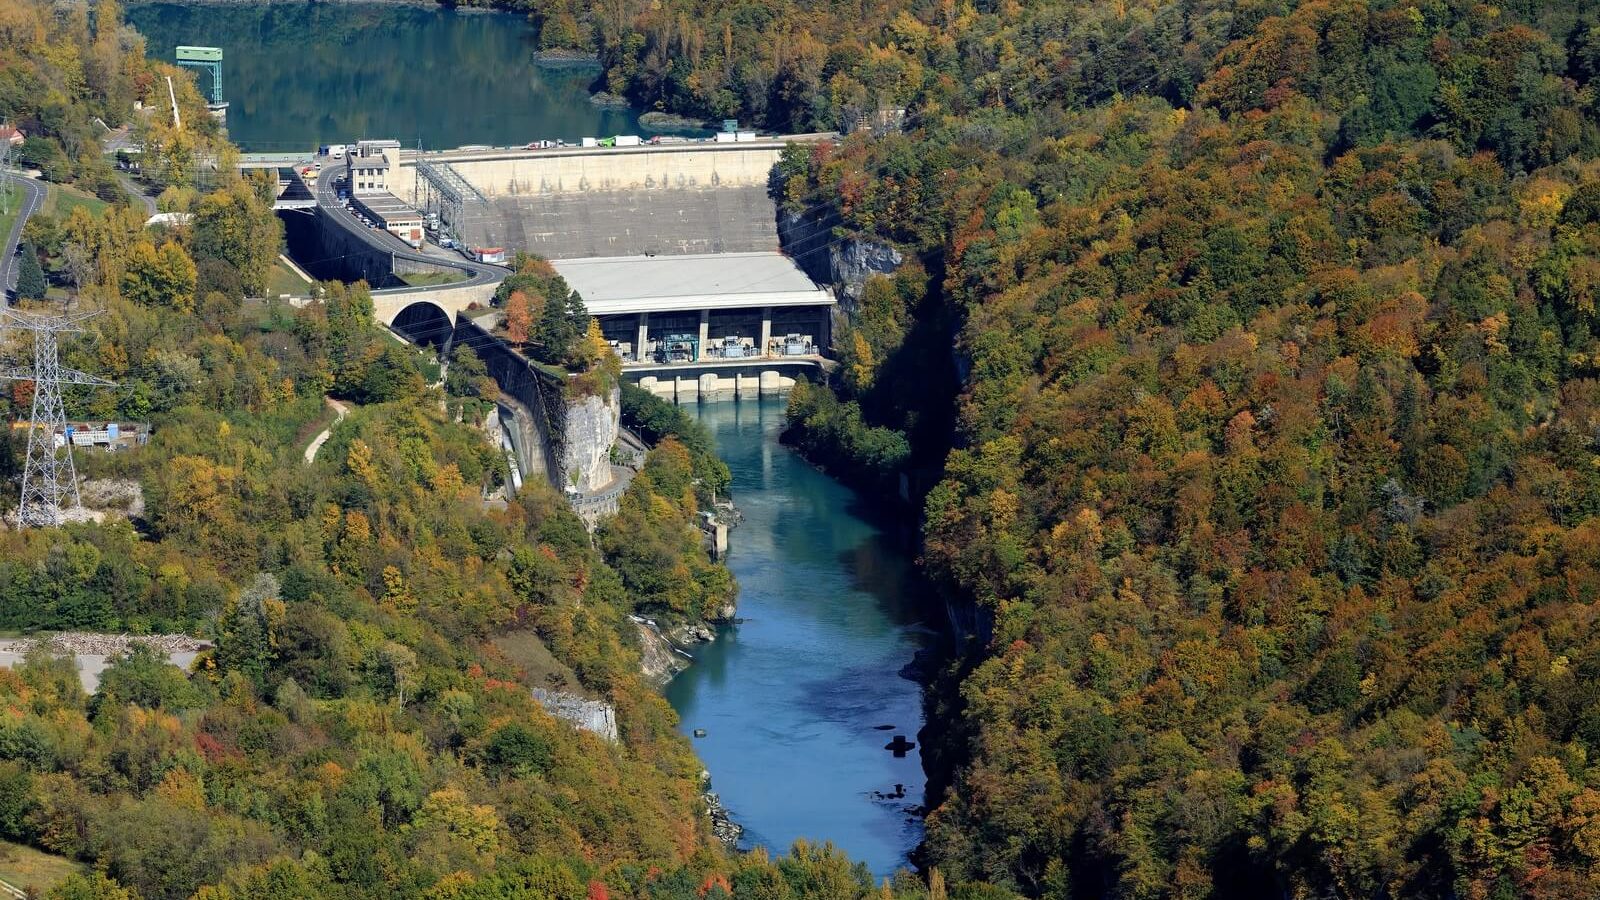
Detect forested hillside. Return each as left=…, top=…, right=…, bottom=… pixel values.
left=0, top=2, right=963, bottom=897
left=768, top=1, right=1600, bottom=898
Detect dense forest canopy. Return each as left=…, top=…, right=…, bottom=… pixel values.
left=17, top=0, right=1600, bottom=896
left=754, top=0, right=1600, bottom=899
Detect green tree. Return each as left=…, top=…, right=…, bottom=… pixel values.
left=15, top=240, right=46, bottom=301
left=191, top=182, right=281, bottom=296
left=93, top=644, right=205, bottom=718
left=215, top=573, right=286, bottom=692
left=484, top=722, right=554, bottom=777
left=48, top=872, right=139, bottom=900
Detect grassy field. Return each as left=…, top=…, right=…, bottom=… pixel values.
left=400, top=270, right=468, bottom=287
left=0, top=182, right=19, bottom=248
left=490, top=629, right=586, bottom=695
left=42, top=183, right=109, bottom=219
left=267, top=258, right=313, bottom=298
left=0, top=839, right=83, bottom=895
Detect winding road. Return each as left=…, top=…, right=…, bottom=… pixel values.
left=116, top=170, right=158, bottom=217
left=0, top=172, right=44, bottom=301
left=307, top=155, right=506, bottom=297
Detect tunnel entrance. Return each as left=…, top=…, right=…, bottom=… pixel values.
left=390, top=301, right=455, bottom=350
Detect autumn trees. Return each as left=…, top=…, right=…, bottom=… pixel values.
left=121, top=240, right=198, bottom=312
left=16, top=172, right=278, bottom=316
left=494, top=254, right=593, bottom=369
left=0, top=0, right=160, bottom=198
left=760, top=1, right=1600, bottom=896
left=190, top=179, right=282, bottom=297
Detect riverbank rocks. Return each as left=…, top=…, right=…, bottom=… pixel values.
left=671, top=622, right=716, bottom=644
left=699, top=771, right=744, bottom=848
left=531, top=688, right=619, bottom=743
left=633, top=618, right=690, bottom=684
left=639, top=110, right=712, bottom=132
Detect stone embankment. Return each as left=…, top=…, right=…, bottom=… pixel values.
left=0, top=632, right=210, bottom=692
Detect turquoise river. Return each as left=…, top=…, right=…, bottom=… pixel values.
left=670, top=400, right=930, bottom=877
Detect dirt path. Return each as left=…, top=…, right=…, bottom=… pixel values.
left=304, top=397, right=350, bottom=464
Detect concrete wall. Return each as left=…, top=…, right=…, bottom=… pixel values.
left=489, top=185, right=779, bottom=259
left=281, top=207, right=399, bottom=287
left=392, top=145, right=784, bottom=201
left=636, top=370, right=799, bottom=404
left=452, top=315, right=622, bottom=495
left=454, top=315, right=564, bottom=488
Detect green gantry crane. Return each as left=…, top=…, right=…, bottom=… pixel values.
left=175, top=46, right=224, bottom=107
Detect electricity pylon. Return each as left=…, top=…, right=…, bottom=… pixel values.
left=0, top=305, right=113, bottom=527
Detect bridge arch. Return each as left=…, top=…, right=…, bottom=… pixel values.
left=388, top=299, right=456, bottom=349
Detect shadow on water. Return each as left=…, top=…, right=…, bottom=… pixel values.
left=666, top=397, right=930, bottom=878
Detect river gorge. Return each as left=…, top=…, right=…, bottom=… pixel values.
left=126, top=1, right=932, bottom=876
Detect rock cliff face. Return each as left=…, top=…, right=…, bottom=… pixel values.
left=777, top=208, right=903, bottom=310
left=531, top=688, right=619, bottom=743
left=634, top=618, right=691, bottom=684
left=560, top=386, right=620, bottom=491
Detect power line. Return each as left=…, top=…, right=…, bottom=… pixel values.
left=0, top=304, right=115, bottom=527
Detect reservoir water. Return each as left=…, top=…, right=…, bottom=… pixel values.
left=126, top=3, right=658, bottom=152
left=668, top=399, right=930, bottom=877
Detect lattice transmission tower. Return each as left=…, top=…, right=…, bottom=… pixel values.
left=0, top=306, right=113, bottom=527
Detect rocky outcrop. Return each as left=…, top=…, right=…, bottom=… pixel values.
left=560, top=387, right=620, bottom=492
left=633, top=617, right=691, bottom=684
left=778, top=208, right=903, bottom=310
left=531, top=688, right=619, bottom=743
left=697, top=769, right=743, bottom=848
left=705, top=788, right=744, bottom=848
left=2, top=632, right=208, bottom=656
left=670, top=621, right=717, bottom=645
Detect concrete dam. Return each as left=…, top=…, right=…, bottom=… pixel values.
left=282, top=135, right=841, bottom=505
left=390, top=141, right=799, bottom=260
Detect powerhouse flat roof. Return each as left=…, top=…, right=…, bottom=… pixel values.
left=352, top=192, right=422, bottom=225
left=552, top=252, right=833, bottom=316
